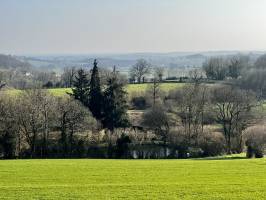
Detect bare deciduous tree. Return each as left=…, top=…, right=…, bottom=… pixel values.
left=239, top=68, right=266, bottom=98
left=174, top=83, right=210, bottom=145
left=142, top=106, right=171, bottom=157
left=56, top=97, right=96, bottom=157
left=17, top=89, right=55, bottom=158
left=202, top=57, right=228, bottom=80
left=146, top=77, right=161, bottom=107
left=153, top=66, right=165, bottom=82
left=0, top=96, right=19, bottom=158
left=211, top=86, right=257, bottom=154
left=130, top=59, right=151, bottom=83
left=61, top=67, right=77, bottom=87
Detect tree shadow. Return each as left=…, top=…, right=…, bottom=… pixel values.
left=192, top=155, right=247, bottom=161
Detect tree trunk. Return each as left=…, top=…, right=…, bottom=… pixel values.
left=164, top=139, right=167, bottom=158
left=69, top=127, right=74, bottom=157
left=137, top=77, right=141, bottom=84
left=226, top=135, right=232, bottom=154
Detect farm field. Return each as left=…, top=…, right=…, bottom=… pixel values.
left=2, top=82, right=186, bottom=96
left=1, top=157, right=266, bottom=199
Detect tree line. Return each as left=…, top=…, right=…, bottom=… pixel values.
left=0, top=59, right=130, bottom=159
left=1, top=55, right=266, bottom=159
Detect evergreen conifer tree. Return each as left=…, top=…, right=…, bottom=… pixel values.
left=102, top=69, right=130, bottom=132
left=71, top=68, right=89, bottom=106
left=88, top=59, right=104, bottom=120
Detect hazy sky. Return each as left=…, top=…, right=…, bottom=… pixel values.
left=1, top=0, right=266, bottom=55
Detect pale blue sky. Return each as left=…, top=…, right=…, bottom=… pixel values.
left=1, top=0, right=266, bottom=54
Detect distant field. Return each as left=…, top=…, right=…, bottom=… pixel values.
left=1, top=156, right=266, bottom=199
left=127, top=82, right=186, bottom=93
left=2, top=83, right=186, bottom=96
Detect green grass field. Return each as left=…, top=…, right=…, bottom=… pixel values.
left=127, top=82, right=186, bottom=94
left=2, top=83, right=186, bottom=97
left=1, top=157, right=266, bottom=199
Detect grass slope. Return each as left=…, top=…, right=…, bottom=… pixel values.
left=1, top=157, right=266, bottom=199
left=127, top=82, right=186, bottom=93
left=2, top=83, right=186, bottom=97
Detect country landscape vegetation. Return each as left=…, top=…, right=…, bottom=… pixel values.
left=2, top=0, right=266, bottom=199
left=1, top=54, right=266, bottom=159
left=1, top=53, right=266, bottom=198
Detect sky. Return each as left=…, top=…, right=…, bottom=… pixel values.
left=1, top=0, right=266, bottom=55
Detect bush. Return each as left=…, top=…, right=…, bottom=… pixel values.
left=198, top=129, right=226, bottom=157
left=87, top=146, right=108, bottom=158
left=165, top=76, right=178, bottom=81
left=0, top=132, right=16, bottom=159
left=0, top=97, right=18, bottom=159
left=43, top=81, right=54, bottom=88
left=131, top=96, right=147, bottom=109
left=244, top=125, right=266, bottom=158
left=168, top=126, right=226, bottom=158
left=167, top=128, right=191, bottom=158
left=115, top=134, right=131, bottom=158
left=186, top=147, right=204, bottom=158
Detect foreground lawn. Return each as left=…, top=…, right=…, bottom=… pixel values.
left=1, top=158, right=266, bottom=199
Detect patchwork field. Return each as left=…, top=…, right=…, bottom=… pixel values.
left=1, top=157, right=266, bottom=199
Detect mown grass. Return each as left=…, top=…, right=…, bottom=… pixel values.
left=1, top=157, right=266, bottom=199
left=2, top=83, right=186, bottom=97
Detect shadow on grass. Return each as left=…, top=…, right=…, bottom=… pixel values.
left=192, top=154, right=247, bottom=161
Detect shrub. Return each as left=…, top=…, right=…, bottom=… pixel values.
left=43, top=81, right=54, bottom=88
left=198, top=129, right=226, bottom=157
left=168, top=126, right=225, bottom=158
left=115, top=134, right=131, bottom=158
left=186, top=147, right=204, bottom=158
left=165, top=76, right=178, bottom=81
left=0, top=132, right=16, bottom=159
left=131, top=96, right=147, bottom=109
left=244, top=125, right=266, bottom=158
left=167, top=127, right=190, bottom=158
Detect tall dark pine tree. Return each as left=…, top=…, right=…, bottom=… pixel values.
left=71, top=68, right=89, bottom=106
left=102, top=68, right=130, bottom=132
left=88, top=59, right=103, bottom=121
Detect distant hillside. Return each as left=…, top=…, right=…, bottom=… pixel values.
left=0, top=54, right=32, bottom=70
left=185, top=54, right=206, bottom=59
left=17, top=51, right=266, bottom=72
